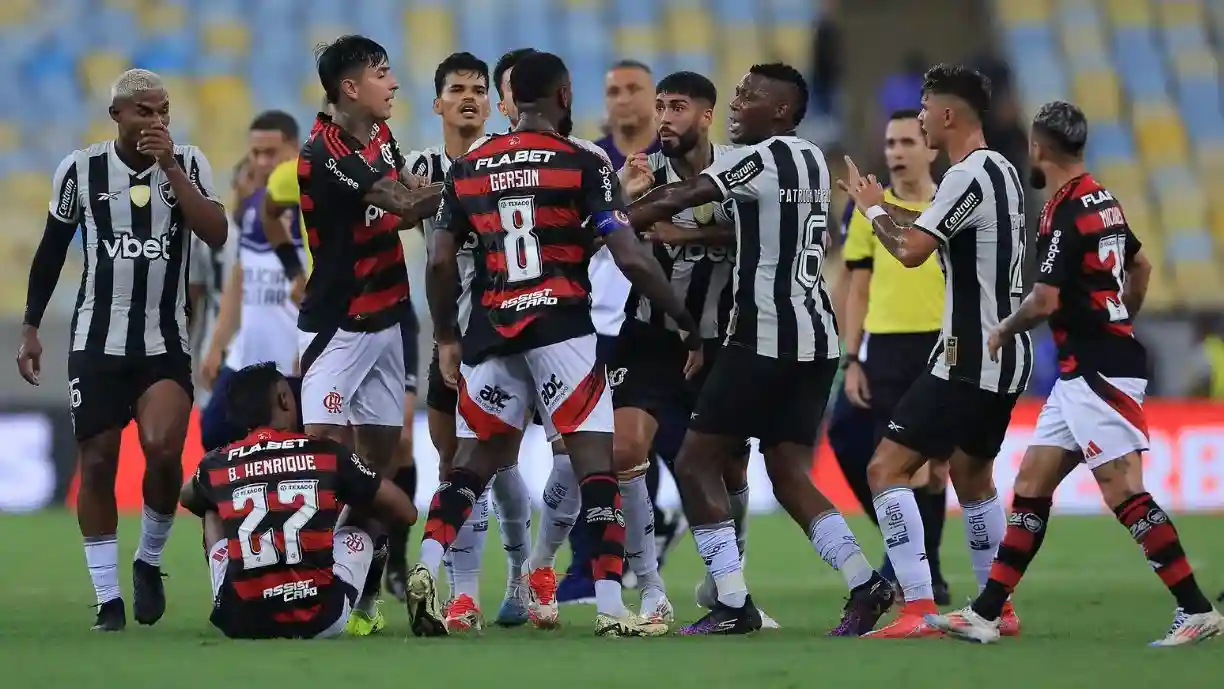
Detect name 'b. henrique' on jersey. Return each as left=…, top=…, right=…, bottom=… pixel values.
left=915, top=148, right=1033, bottom=394
left=703, top=137, right=839, bottom=362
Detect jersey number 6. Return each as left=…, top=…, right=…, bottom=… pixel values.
left=497, top=196, right=544, bottom=283
left=232, top=480, right=321, bottom=570
left=795, top=211, right=828, bottom=291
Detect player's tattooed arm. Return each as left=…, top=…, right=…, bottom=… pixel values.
left=1123, top=247, right=1152, bottom=317
left=869, top=215, right=939, bottom=268
left=626, top=176, right=723, bottom=229
left=363, top=179, right=444, bottom=226
left=880, top=202, right=922, bottom=225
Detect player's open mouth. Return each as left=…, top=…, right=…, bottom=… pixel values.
left=889, top=164, right=907, bottom=174
left=459, top=104, right=479, bottom=115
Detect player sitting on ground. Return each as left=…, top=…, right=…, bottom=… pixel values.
left=410, top=51, right=700, bottom=638
left=926, top=101, right=1224, bottom=647
left=179, top=362, right=417, bottom=639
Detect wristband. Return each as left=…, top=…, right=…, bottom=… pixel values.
left=274, top=244, right=303, bottom=280
left=839, top=354, right=861, bottom=370
left=866, top=205, right=887, bottom=222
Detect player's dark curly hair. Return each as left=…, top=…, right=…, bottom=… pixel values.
left=748, top=62, right=808, bottom=125
left=922, top=63, right=992, bottom=119
left=249, top=110, right=299, bottom=140
left=223, top=362, right=286, bottom=432
left=493, top=48, right=538, bottom=99
left=510, top=51, right=568, bottom=104
left=1032, top=100, right=1088, bottom=157
left=315, top=35, right=389, bottom=104
left=656, top=71, right=717, bottom=105
left=434, top=52, right=489, bottom=98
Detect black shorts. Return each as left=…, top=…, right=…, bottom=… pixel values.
left=862, top=331, right=939, bottom=438
left=685, top=338, right=729, bottom=407
left=210, top=582, right=355, bottom=640
left=67, top=350, right=193, bottom=442
left=401, top=308, right=420, bottom=395
left=885, top=373, right=1020, bottom=460
left=425, top=343, right=457, bottom=414
left=689, top=344, right=838, bottom=448
left=609, top=322, right=688, bottom=418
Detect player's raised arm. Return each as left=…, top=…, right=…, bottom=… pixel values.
left=838, top=155, right=944, bottom=269
left=17, top=154, right=82, bottom=385
left=160, top=144, right=229, bottom=248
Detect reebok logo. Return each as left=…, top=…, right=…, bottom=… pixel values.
left=103, top=233, right=173, bottom=260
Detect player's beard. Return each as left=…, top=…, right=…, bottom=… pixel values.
left=1029, top=166, right=1047, bottom=190
left=661, top=127, right=699, bottom=158
left=559, top=108, right=573, bottom=137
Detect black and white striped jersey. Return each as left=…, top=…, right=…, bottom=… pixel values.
left=405, top=144, right=476, bottom=334
left=49, top=141, right=221, bottom=357
left=701, top=136, right=839, bottom=361
left=629, top=145, right=737, bottom=339
left=913, top=148, right=1032, bottom=394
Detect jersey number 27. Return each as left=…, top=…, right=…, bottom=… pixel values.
left=232, top=480, right=320, bottom=570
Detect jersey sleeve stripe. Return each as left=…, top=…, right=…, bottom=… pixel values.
left=320, top=126, right=353, bottom=160
left=466, top=132, right=576, bottom=159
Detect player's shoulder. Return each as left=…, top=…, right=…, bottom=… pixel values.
left=645, top=149, right=669, bottom=171
left=567, top=136, right=612, bottom=165
left=464, top=134, right=496, bottom=155
left=711, top=142, right=739, bottom=159
left=172, top=143, right=204, bottom=158
left=403, top=144, right=442, bottom=178
left=57, top=141, right=108, bottom=169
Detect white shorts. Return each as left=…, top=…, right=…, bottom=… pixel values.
left=299, top=326, right=405, bottom=426
left=208, top=527, right=373, bottom=639
left=456, top=334, right=613, bottom=441
left=1030, top=374, right=1149, bottom=469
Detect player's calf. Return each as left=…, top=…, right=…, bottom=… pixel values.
left=78, top=435, right=126, bottom=628
left=613, top=420, right=667, bottom=607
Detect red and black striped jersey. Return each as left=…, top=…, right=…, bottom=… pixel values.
left=1035, top=173, right=1147, bottom=379
left=185, top=428, right=381, bottom=637
left=435, top=131, right=626, bottom=364
left=298, top=113, right=410, bottom=333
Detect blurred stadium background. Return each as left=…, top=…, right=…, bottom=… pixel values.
left=2, top=0, right=1224, bottom=515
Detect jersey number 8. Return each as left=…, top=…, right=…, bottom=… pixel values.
left=497, top=196, right=544, bottom=283
left=232, top=480, right=320, bottom=570
left=795, top=211, right=828, bottom=291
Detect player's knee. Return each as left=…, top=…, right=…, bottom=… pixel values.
left=138, top=425, right=186, bottom=463
left=612, top=436, right=651, bottom=477
left=948, top=455, right=995, bottom=502
left=866, top=454, right=907, bottom=493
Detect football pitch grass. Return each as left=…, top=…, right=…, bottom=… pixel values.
left=1, top=511, right=1221, bottom=688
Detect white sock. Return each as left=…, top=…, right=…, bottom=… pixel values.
left=620, top=474, right=664, bottom=593
left=491, top=467, right=532, bottom=591
left=728, top=485, right=750, bottom=559
left=872, top=487, right=933, bottom=602
left=528, top=451, right=580, bottom=571
left=84, top=535, right=121, bottom=605
left=962, top=492, right=1006, bottom=593
left=419, top=539, right=445, bottom=577
left=593, top=579, right=627, bottom=617
left=443, top=491, right=489, bottom=602
left=693, top=521, right=746, bottom=608
left=809, top=511, right=874, bottom=589
left=134, top=506, right=174, bottom=567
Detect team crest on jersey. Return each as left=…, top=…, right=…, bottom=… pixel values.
left=380, top=142, right=395, bottom=167
left=692, top=202, right=715, bottom=225
left=129, top=184, right=151, bottom=208
left=158, top=179, right=177, bottom=207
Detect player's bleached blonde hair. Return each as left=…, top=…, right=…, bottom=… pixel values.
left=110, top=69, right=166, bottom=102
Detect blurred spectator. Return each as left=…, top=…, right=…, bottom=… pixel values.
left=808, top=0, right=842, bottom=146
left=877, top=52, right=926, bottom=115
left=1189, top=315, right=1224, bottom=399
left=597, top=59, right=658, bottom=169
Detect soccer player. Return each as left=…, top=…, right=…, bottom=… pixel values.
left=926, top=101, right=1224, bottom=647
left=838, top=64, right=1030, bottom=638
left=297, top=35, right=442, bottom=634
left=199, top=111, right=302, bottom=451
left=179, top=362, right=417, bottom=639
left=413, top=51, right=700, bottom=638
left=627, top=63, right=894, bottom=636
left=404, top=51, right=533, bottom=630
left=840, top=109, right=951, bottom=603
left=16, top=68, right=229, bottom=630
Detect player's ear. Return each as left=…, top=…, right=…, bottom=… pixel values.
left=433, top=98, right=443, bottom=116
left=497, top=100, right=508, bottom=118
left=108, top=105, right=121, bottom=124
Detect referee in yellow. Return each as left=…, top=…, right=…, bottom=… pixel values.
left=839, top=109, right=951, bottom=603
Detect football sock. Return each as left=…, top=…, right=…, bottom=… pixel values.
left=580, top=472, right=627, bottom=616
left=1115, top=492, right=1213, bottom=614
left=973, top=494, right=1051, bottom=620
left=917, top=487, right=947, bottom=583
left=728, top=485, right=750, bottom=559
left=620, top=474, right=664, bottom=593
left=134, top=506, right=174, bottom=567
left=84, top=535, right=121, bottom=605
left=962, top=492, right=1006, bottom=593
left=490, top=467, right=531, bottom=591
left=358, top=534, right=388, bottom=613
left=693, top=520, right=747, bottom=608
left=809, top=511, right=874, bottom=589
left=528, top=451, right=579, bottom=571
left=419, top=467, right=485, bottom=576
left=647, top=456, right=666, bottom=536
left=872, top=487, right=932, bottom=602
left=444, top=491, right=489, bottom=602
left=387, top=465, right=418, bottom=567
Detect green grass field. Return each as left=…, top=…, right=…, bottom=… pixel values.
left=1, top=511, right=1221, bottom=688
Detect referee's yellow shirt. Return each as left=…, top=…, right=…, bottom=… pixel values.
left=266, top=157, right=311, bottom=273
left=843, top=189, right=944, bottom=334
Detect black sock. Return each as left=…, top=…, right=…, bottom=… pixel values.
left=362, top=534, right=389, bottom=601
left=917, top=488, right=947, bottom=583
left=387, top=465, right=418, bottom=567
